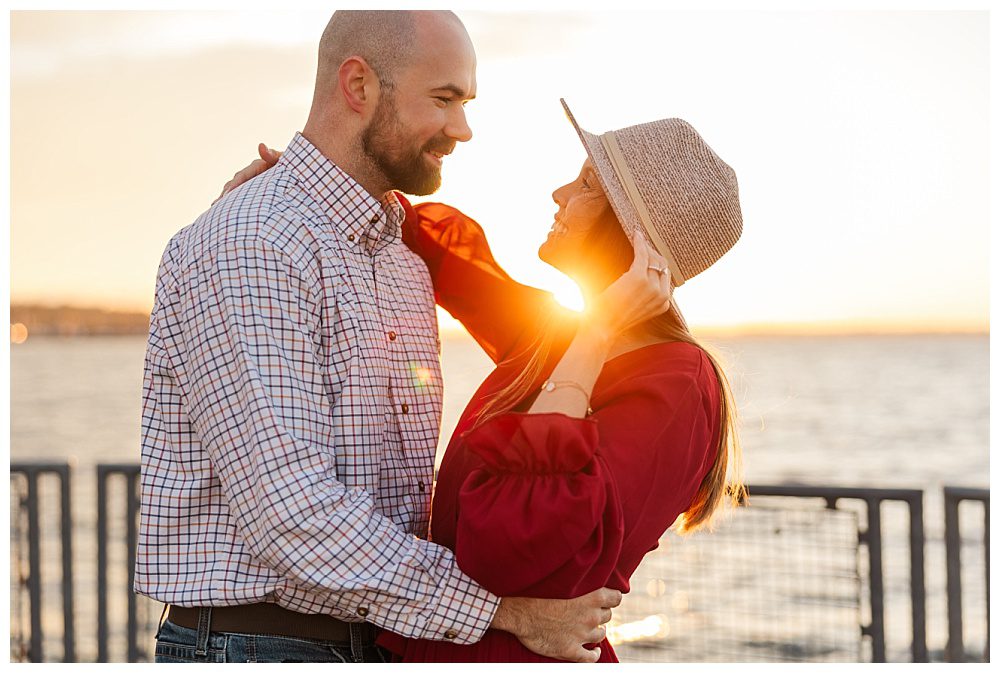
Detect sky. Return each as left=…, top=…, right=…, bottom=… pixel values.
left=7, top=5, right=992, bottom=333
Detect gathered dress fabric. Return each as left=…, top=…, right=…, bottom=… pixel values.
left=376, top=202, right=722, bottom=662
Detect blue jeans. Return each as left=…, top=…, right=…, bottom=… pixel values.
left=154, top=612, right=390, bottom=663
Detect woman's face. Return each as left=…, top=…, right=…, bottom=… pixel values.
left=538, top=160, right=614, bottom=273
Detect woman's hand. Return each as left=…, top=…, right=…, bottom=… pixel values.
left=586, top=235, right=674, bottom=339
left=212, top=143, right=283, bottom=204
left=527, top=236, right=672, bottom=419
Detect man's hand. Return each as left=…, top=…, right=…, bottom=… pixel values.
left=490, top=588, right=622, bottom=663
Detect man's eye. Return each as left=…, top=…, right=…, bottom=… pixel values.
left=435, top=97, right=452, bottom=106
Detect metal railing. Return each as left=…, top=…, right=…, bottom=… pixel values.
left=96, top=464, right=142, bottom=663
left=748, top=484, right=927, bottom=662
left=614, top=500, right=862, bottom=663
left=7, top=462, right=990, bottom=662
left=9, top=462, right=76, bottom=663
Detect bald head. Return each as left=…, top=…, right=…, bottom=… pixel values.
left=316, top=10, right=465, bottom=90
left=303, top=10, right=477, bottom=198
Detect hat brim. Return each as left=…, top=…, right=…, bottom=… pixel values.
left=559, top=98, right=689, bottom=331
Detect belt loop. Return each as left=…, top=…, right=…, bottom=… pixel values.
left=348, top=623, right=365, bottom=663
left=195, top=607, right=213, bottom=657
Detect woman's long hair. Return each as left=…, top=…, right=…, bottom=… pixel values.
left=475, top=209, right=745, bottom=534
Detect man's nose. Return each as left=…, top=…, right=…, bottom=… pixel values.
left=445, top=106, right=473, bottom=143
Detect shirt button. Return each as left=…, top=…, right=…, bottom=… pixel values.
left=357, top=607, right=369, bottom=617
left=370, top=215, right=380, bottom=224
left=417, top=481, right=426, bottom=492
left=401, top=403, right=409, bottom=414
left=443, top=629, right=458, bottom=640
left=347, top=234, right=355, bottom=242
left=388, top=331, right=397, bottom=341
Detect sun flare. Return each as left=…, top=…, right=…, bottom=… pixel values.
left=552, top=284, right=584, bottom=312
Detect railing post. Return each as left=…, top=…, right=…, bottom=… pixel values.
left=944, top=489, right=964, bottom=661
left=97, top=465, right=110, bottom=662
left=58, top=464, right=76, bottom=662
left=907, top=493, right=927, bottom=661
left=864, top=497, right=886, bottom=662
left=126, top=471, right=140, bottom=662
left=25, top=469, right=43, bottom=663
left=984, top=497, right=990, bottom=661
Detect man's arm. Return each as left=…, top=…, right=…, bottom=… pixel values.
left=171, top=236, right=497, bottom=643
left=172, top=235, right=619, bottom=658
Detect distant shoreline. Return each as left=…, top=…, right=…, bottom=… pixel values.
left=692, top=327, right=990, bottom=338
left=10, top=304, right=150, bottom=337
left=9, top=304, right=989, bottom=339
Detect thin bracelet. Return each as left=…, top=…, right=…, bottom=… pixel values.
left=540, top=379, right=594, bottom=416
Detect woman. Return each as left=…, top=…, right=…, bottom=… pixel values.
left=221, top=100, right=744, bottom=662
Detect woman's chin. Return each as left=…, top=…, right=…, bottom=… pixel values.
left=538, top=239, right=554, bottom=265
left=538, top=244, right=573, bottom=278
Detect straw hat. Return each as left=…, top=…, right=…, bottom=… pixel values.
left=560, top=98, right=742, bottom=328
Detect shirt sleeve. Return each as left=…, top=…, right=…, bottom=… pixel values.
left=401, top=200, right=565, bottom=364
left=452, top=366, right=717, bottom=599
left=175, top=237, right=498, bottom=644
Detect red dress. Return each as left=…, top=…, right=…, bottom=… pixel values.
left=376, top=202, right=721, bottom=662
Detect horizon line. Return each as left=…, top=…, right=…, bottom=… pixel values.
left=8, top=301, right=989, bottom=338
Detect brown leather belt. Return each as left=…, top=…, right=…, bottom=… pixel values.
left=167, top=603, right=374, bottom=644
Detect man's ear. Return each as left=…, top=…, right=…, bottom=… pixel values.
left=338, top=56, right=376, bottom=114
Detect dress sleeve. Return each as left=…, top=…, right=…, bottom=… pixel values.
left=400, top=200, right=563, bottom=363
left=452, top=363, right=718, bottom=599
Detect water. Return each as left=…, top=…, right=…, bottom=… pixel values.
left=9, top=332, right=990, bottom=661
left=11, top=333, right=989, bottom=487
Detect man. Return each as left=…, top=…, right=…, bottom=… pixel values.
left=136, top=10, right=619, bottom=664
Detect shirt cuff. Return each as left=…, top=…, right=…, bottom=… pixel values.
left=416, top=558, right=500, bottom=645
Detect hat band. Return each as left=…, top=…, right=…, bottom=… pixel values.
left=599, top=131, right=685, bottom=288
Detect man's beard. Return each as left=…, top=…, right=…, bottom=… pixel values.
left=361, top=92, right=450, bottom=196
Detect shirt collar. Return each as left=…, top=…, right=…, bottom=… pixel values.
left=279, top=132, right=404, bottom=252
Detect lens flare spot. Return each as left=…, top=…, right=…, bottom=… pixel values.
left=606, top=614, right=670, bottom=646
left=646, top=579, right=667, bottom=598
left=411, top=364, right=435, bottom=387
left=11, top=323, right=28, bottom=344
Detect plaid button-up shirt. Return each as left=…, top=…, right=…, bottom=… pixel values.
left=135, top=133, right=498, bottom=643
